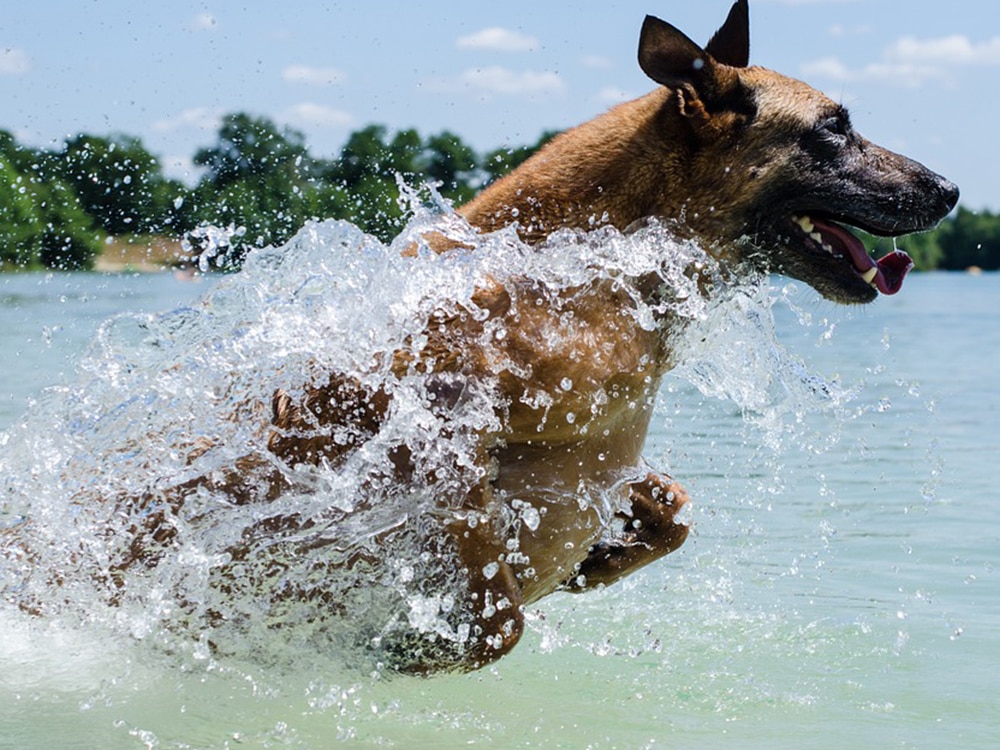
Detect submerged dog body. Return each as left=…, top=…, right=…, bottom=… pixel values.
left=3, top=1, right=957, bottom=674
left=369, top=1, right=952, bottom=669
left=269, top=1, right=955, bottom=672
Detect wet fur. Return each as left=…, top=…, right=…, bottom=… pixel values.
left=10, top=1, right=958, bottom=674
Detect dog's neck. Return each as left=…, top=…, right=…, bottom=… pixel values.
left=458, top=88, right=738, bottom=314
left=459, top=88, right=693, bottom=244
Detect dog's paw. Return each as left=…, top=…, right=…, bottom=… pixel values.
left=624, top=472, right=691, bottom=554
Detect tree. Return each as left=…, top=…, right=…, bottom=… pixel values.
left=0, top=131, right=102, bottom=270
left=482, top=130, right=559, bottom=184
left=0, top=158, right=46, bottom=267
left=53, top=134, right=185, bottom=236
left=424, top=131, right=478, bottom=203
left=315, top=125, right=485, bottom=242
left=934, top=207, right=1000, bottom=271
left=189, top=113, right=316, bottom=264
left=7, top=117, right=992, bottom=274
left=194, top=113, right=310, bottom=188
left=34, top=179, right=104, bottom=269
left=318, top=125, right=420, bottom=242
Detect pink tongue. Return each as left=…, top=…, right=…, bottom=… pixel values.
left=813, top=219, right=914, bottom=296
left=873, top=249, right=915, bottom=295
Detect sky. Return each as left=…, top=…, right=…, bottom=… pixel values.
left=1, top=0, right=995, bottom=210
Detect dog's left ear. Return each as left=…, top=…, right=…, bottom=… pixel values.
left=705, top=0, right=750, bottom=68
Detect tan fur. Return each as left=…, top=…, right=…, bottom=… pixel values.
left=289, top=4, right=951, bottom=671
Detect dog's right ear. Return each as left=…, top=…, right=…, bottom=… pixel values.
left=638, top=15, right=734, bottom=120
left=638, top=15, right=715, bottom=90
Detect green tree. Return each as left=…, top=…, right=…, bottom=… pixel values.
left=0, top=158, right=46, bottom=267
left=0, top=131, right=101, bottom=270
left=318, top=125, right=419, bottom=242
left=424, top=131, right=478, bottom=203
left=316, top=125, right=485, bottom=242
left=35, top=179, right=104, bottom=269
left=194, top=113, right=310, bottom=188
left=935, top=207, right=1000, bottom=271
left=53, top=134, right=186, bottom=236
left=190, top=113, right=315, bottom=265
left=482, top=130, right=559, bottom=184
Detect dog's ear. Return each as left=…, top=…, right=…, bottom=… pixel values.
left=706, top=0, right=750, bottom=68
left=638, top=15, right=737, bottom=120
left=638, top=15, right=716, bottom=91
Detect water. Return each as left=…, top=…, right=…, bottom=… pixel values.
left=0, top=218, right=997, bottom=748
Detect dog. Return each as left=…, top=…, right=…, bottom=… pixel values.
left=267, top=0, right=956, bottom=672
left=3, top=1, right=957, bottom=674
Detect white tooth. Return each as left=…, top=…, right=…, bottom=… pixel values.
left=796, top=216, right=815, bottom=233
left=822, top=243, right=834, bottom=254
left=861, top=267, right=878, bottom=284
left=810, top=231, right=823, bottom=243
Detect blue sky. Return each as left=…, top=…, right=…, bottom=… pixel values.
left=2, top=1, right=994, bottom=210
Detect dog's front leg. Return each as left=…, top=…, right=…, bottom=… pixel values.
left=561, top=472, right=690, bottom=592
left=386, top=479, right=525, bottom=676
left=443, top=510, right=525, bottom=672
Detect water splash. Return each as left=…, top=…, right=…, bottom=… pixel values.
left=0, top=201, right=853, bottom=671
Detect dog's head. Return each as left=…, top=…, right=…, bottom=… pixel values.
left=638, top=1, right=958, bottom=303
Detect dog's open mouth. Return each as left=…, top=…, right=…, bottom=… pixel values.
left=791, top=214, right=914, bottom=295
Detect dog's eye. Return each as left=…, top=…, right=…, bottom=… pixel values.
left=820, top=116, right=848, bottom=139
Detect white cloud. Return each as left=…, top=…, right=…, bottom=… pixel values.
left=423, top=65, right=566, bottom=100
left=151, top=107, right=224, bottom=133
left=887, top=35, right=1000, bottom=66
left=803, top=57, right=944, bottom=89
left=803, top=33, right=1000, bottom=89
left=190, top=13, right=218, bottom=32
left=456, top=27, right=539, bottom=53
left=281, top=65, right=347, bottom=86
left=458, top=66, right=565, bottom=96
left=596, top=86, right=633, bottom=104
left=0, top=47, right=30, bottom=75
left=829, top=23, right=872, bottom=38
left=580, top=54, right=613, bottom=69
left=801, top=56, right=852, bottom=81
left=281, top=103, right=354, bottom=129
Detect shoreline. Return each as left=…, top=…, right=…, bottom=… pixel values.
left=91, top=236, right=189, bottom=273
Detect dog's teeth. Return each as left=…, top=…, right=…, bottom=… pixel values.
left=810, top=231, right=823, bottom=244
left=861, top=267, right=878, bottom=284
left=796, top=216, right=815, bottom=233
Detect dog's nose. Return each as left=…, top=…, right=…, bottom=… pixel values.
left=939, top=178, right=960, bottom=213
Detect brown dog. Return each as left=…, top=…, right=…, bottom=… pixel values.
left=264, top=0, right=956, bottom=672
left=4, top=1, right=958, bottom=674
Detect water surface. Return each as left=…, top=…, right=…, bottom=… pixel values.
left=0, top=238, right=996, bottom=748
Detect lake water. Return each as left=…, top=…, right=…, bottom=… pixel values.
left=1, top=249, right=997, bottom=748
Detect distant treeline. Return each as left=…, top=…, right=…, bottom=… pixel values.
left=0, top=113, right=995, bottom=271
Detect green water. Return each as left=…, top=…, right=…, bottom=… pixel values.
left=1, top=269, right=997, bottom=749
